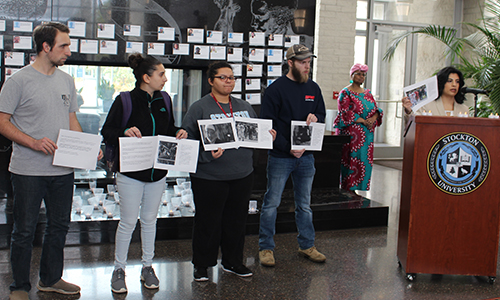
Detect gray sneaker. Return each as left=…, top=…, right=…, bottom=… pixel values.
left=141, top=266, right=159, bottom=289
left=111, top=268, right=127, bottom=293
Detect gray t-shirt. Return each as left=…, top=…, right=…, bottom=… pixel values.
left=182, top=94, right=257, bottom=181
left=0, top=65, right=78, bottom=176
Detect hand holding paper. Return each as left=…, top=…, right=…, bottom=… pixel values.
left=53, top=129, right=102, bottom=170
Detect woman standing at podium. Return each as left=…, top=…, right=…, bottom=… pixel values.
left=402, top=66, right=469, bottom=118
left=334, top=63, right=383, bottom=193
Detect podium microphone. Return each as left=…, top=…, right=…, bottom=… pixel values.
left=461, top=87, right=488, bottom=95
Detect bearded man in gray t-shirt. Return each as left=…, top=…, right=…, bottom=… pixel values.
left=0, top=22, right=102, bottom=299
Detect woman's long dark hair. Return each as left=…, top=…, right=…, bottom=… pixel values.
left=436, top=66, right=465, bottom=104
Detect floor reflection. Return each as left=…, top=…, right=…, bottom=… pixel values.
left=1, top=164, right=500, bottom=300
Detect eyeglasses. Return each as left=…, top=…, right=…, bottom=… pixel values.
left=353, top=72, right=367, bottom=77
left=214, top=75, right=235, bottom=81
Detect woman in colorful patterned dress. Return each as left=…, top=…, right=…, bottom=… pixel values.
left=333, top=63, right=383, bottom=192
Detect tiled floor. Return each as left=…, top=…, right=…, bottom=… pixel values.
left=2, top=164, right=500, bottom=299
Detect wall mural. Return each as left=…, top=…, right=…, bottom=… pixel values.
left=0, top=0, right=316, bottom=99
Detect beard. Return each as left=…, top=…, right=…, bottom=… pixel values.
left=291, top=63, right=310, bottom=84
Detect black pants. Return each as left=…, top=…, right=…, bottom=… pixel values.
left=190, top=172, right=254, bottom=268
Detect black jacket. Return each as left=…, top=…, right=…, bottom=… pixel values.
left=101, top=88, right=180, bottom=182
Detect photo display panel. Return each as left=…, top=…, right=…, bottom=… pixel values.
left=0, top=0, right=316, bottom=99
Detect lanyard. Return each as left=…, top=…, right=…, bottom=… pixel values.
left=211, top=93, right=233, bottom=118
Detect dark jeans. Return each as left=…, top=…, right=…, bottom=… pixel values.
left=190, top=173, right=253, bottom=268
left=10, top=173, right=74, bottom=292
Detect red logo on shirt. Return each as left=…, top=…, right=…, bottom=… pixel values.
left=305, top=95, right=315, bottom=101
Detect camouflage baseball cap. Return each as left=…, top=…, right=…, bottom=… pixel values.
left=286, top=44, right=316, bottom=60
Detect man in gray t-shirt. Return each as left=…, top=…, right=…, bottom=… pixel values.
left=0, top=22, right=100, bottom=299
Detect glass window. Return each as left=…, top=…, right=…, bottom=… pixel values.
left=59, top=65, right=202, bottom=133
left=356, top=21, right=367, bottom=31
left=354, top=36, right=367, bottom=65
left=357, top=0, right=368, bottom=19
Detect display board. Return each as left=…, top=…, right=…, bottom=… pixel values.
left=0, top=0, right=316, bottom=102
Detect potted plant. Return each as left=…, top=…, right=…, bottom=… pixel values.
left=98, top=79, right=115, bottom=112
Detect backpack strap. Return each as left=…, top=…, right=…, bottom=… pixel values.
left=119, top=92, right=133, bottom=129
left=120, top=91, right=171, bottom=128
left=160, top=91, right=172, bottom=115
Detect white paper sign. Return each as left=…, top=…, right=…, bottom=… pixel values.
left=147, top=42, right=165, bottom=55
left=80, top=40, right=99, bottom=54
left=246, top=64, right=263, bottom=77
left=268, top=34, right=283, bottom=46
left=227, top=47, right=243, bottom=62
left=119, top=136, right=199, bottom=173
left=267, top=65, right=282, bottom=77
left=119, top=136, right=158, bottom=172
left=210, top=46, right=226, bottom=60
left=172, top=43, right=189, bottom=55
left=97, top=23, right=115, bottom=39
left=228, top=32, right=243, bottom=44
left=187, top=28, right=204, bottom=43
left=198, top=118, right=238, bottom=151
left=70, top=39, right=79, bottom=52
left=13, top=36, right=32, bottom=50
left=100, top=40, right=118, bottom=55
left=123, top=24, right=141, bottom=37
left=153, top=136, right=200, bottom=172
left=230, top=64, right=242, bottom=77
left=68, top=21, right=86, bottom=37
left=234, top=117, right=273, bottom=149
left=267, top=49, right=283, bottom=63
left=403, top=75, right=438, bottom=112
left=284, top=35, right=300, bottom=48
left=290, top=121, right=326, bottom=151
left=245, top=78, right=261, bottom=90
left=249, top=32, right=265, bottom=46
left=53, top=129, right=102, bottom=170
left=13, top=21, right=32, bottom=32
left=4, top=52, right=24, bottom=66
left=126, top=42, right=143, bottom=53
left=158, top=27, right=175, bottom=41
left=249, top=48, right=265, bottom=62
left=245, top=93, right=262, bottom=105
left=233, top=78, right=242, bottom=92
left=206, top=30, right=223, bottom=44
left=193, top=45, right=209, bottom=59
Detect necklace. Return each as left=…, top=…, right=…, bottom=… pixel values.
left=211, top=93, right=233, bottom=118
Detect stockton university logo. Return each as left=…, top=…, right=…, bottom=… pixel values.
left=427, top=132, right=490, bottom=195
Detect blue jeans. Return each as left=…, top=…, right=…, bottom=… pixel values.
left=259, top=154, right=316, bottom=251
left=10, top=173, right=74, bottom=292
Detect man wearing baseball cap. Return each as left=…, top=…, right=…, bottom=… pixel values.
left=258, top=44, right=326, bottom=267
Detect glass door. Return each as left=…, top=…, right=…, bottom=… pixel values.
left=366, top=23, right=415, bottom=159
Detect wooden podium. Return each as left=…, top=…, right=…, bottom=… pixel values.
left=398, top=116, right=500, bottom=283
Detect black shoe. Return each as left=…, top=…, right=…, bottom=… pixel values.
left=193, top=266, right=208, bottom=282
left=222, top=264, right=253, bottom=277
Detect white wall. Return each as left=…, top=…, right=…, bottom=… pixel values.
left=313, top=0, right=357, bottom=111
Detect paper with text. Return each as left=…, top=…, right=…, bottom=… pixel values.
left=53, top=129, right=102, bottom=170
left=119, top=136, right=199, bottom=173
left=290, top=121, right=325, bottom=151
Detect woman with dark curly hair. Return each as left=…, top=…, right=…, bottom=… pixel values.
left=403, top=66, right=469, bottom=117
